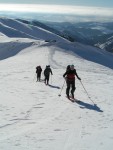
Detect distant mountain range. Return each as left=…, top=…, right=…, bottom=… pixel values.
left=0, top=17, right=113, bottom=69
left=22, top=19, right=113, bottom=53
left=1, top=17, right=113, bottom=53
left=43, top=21, right=113, bottom=53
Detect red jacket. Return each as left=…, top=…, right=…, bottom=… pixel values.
left=63, top=69, right=81, bottom=81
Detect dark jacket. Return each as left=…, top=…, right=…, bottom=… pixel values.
left=63, top=69, right=81, bottom=81
left=44, top=67, right=53, bottom=76
left=36, top=66, right=42, bottom=74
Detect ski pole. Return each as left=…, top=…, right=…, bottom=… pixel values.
left=58, top=80, right=65, bottom=97
left=80, top=80, right=95, bottom=105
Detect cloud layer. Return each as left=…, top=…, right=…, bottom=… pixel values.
left=0, top=4, right=113, bottom=17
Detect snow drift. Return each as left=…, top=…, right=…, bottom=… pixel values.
left=0, top=17, right=113, bottom=150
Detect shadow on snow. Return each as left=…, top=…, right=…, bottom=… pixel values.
left=48, top=84, right=60, bottom=89
left=76, top=99, right=103, bottom=112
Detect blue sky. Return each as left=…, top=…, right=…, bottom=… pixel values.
left=0, top=0, right=113, bottom=22
left=0, top=0, right=113, bottom=8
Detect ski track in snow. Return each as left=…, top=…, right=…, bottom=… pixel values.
left=0, top=45, right=113, bottom=149
left=0, top=30, right=113, bottom=149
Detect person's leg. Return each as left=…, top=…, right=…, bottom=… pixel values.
left=47, top=75, right=49, bottom=85
left=39, top=73, right=41, bottom=81
left=45, top=76, right=47, bottom=84
left=71, top=81, right=76, bottom=98
left=66, top=80, right=70, bottom=98
left=37, top=74, right=39, bottom=81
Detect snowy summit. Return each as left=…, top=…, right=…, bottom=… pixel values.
left=0, top=17, right=113, bottom=150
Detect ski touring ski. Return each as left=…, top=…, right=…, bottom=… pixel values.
left=66, top=96, right=81, bottom=103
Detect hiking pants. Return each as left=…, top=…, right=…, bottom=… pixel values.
left=66, top=80, right=76, bottom=97
left=45, top=75, right=50, bottom=84
left=37, top=73, right=41, bottom=81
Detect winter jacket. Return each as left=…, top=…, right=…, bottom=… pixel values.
left=36, top=66, right=42, bottom=74
left=63, top=69, right=81, bottom=81
left=44, top=67, right=53, bottom=76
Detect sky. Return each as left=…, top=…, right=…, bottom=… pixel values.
left=0, top=0, right=113, bottom=8
left=0, top=4, right=113, bottom=16
left=0, top=0, right=113, bottom=22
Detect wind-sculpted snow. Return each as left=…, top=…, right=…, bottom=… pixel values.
left=0, top=17, right=68, bottom=42
left=0, top=17, right=113, bottom=70
left=0, top=41, right=33, bottom=60
left=54, top=41, right=113, bottom=69
left=0, top=17, right=113, bottom=149
left=45, top=21, right=113, bottom=52
left=0, top=38, right=113, bottom=150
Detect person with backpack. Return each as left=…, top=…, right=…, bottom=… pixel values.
left=44, top=65, right=53, bottom=85
left=63, top=65, right=81, bottom=99
left=36, top=66, right=42, bottom=82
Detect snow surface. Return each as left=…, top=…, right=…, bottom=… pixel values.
left=0, top=17, right=113, bottom=150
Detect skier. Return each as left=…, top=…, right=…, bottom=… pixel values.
left=44, top=65, right=53, bottom=85
left=63, top=64, right=81, bottom=99
left=36, top=66, right=42, bottom=81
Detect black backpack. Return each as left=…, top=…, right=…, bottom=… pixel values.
left=66, top=65, right=70, bottom=71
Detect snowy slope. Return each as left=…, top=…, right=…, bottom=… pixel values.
left=0, top=17, right=68, bottom=42
left=45, top=21, right=113, bottom=52
left=0, top=18, right=113, bottom=150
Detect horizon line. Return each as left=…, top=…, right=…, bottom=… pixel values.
left=0, top=4, right=113, bottom=16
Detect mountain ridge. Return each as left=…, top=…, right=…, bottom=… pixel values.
left=43, top=21, right=113, bottom=52
left=0, top=16, right=113, bottom=150
left=0, top=17, right=113, bottom=69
